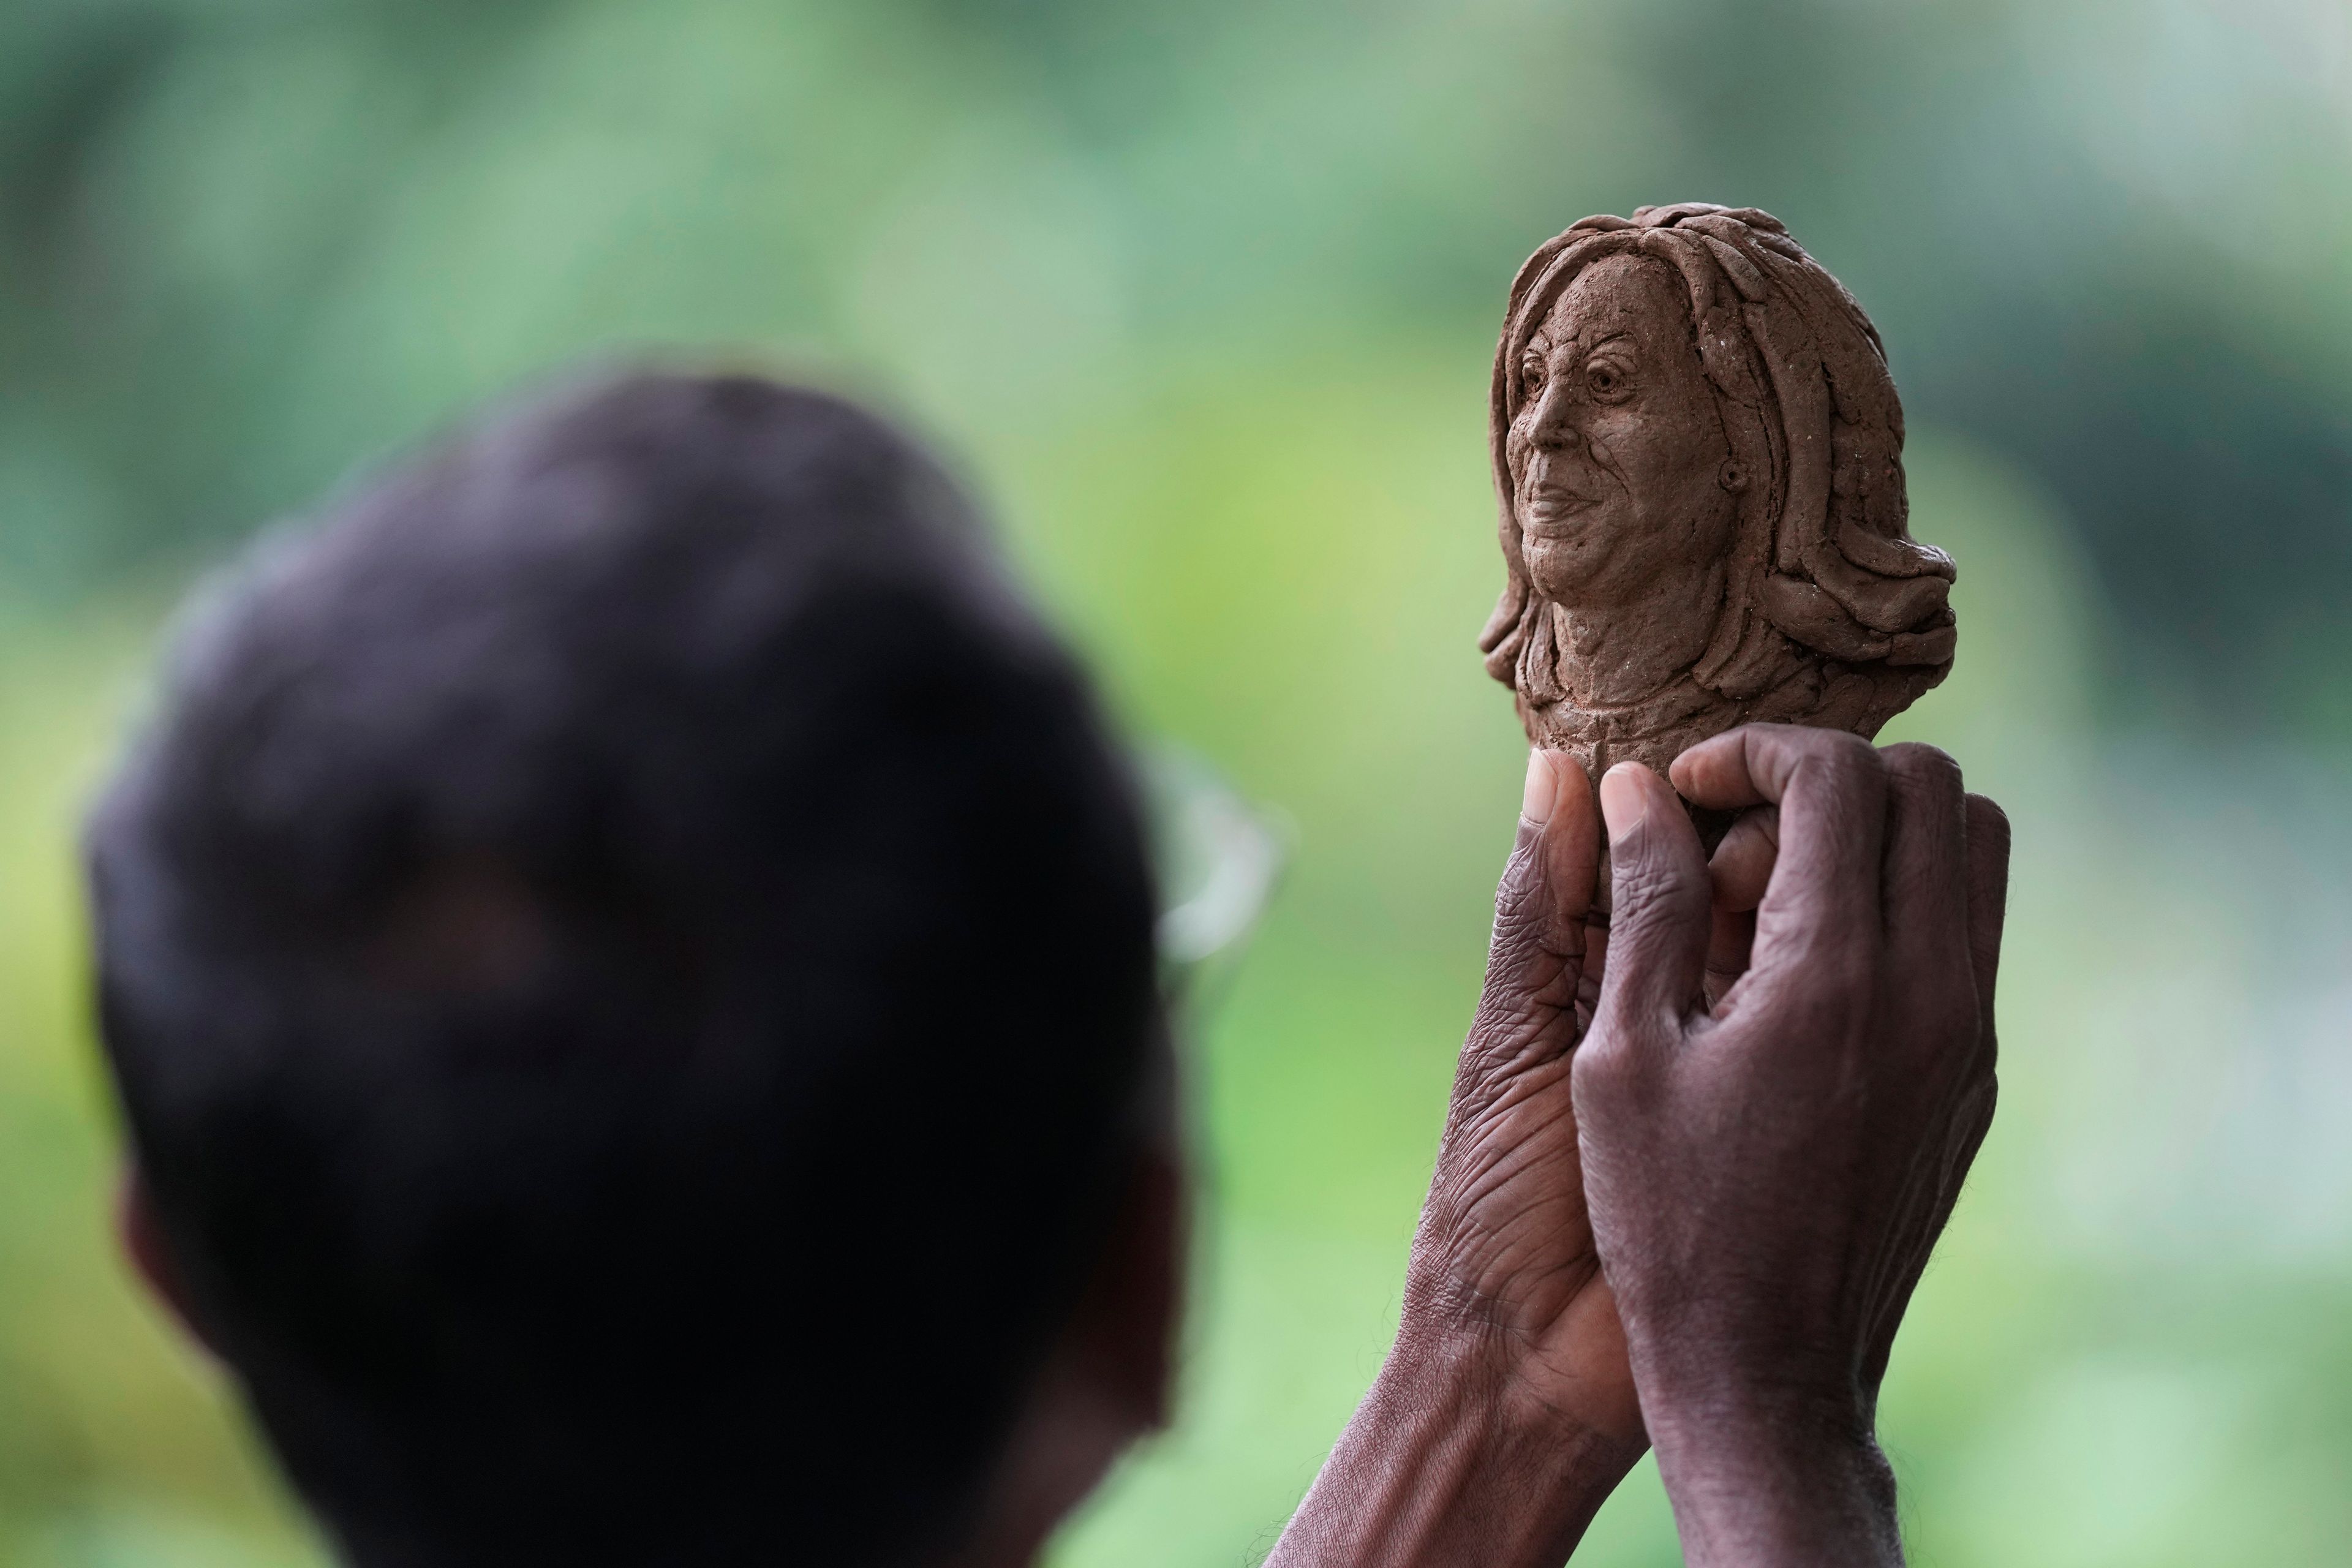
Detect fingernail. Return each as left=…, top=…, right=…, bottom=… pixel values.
left=1599, top=764, right=1649, bottom=845
left=1521, top=750, right=1556, bottom=827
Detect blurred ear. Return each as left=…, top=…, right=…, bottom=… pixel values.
left=941, top=1140, right=1188, bottom=1568
left=1079, top=1139, right=1185, bottom=1433
left=116, top=1164, right=222, bottom=1362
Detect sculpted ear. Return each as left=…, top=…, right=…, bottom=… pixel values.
left=117, top=1165, right=223, bottom=1362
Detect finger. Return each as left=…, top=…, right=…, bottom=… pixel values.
left=1879, top=744, right=1970, bottom=980
left=1534, top=750, right=1601, bottom=957
left=1708, top=805, right=1779, bottom=914
left=1591, top=762, right=1711, bottom=1031
left=1695, top=807, right=1775, bottom=1005
left=1963, top=793, right=2012, bottom=1065
left=1464, top=751, right=1597, bottom=1076
left=1668, top=724, right=1887, bottom=965
left=1703, top=904, right=1755, bottom=1008
left=1667, top=725, right=1785, bottom=810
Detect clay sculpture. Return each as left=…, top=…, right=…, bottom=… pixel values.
left=1480, top=204, right=1956, bottom=784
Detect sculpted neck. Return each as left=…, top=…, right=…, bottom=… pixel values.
left=1555, top=559, right=1725, bottom=709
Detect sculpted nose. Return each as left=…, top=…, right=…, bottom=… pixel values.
left=1525, top=379, right=1579, bottom=448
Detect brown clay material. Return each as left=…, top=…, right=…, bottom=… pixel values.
left=1480, top=204, right=1956, bottom=784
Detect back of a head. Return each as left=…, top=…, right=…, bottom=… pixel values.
left=86, top=374, right=1161, bottom=1566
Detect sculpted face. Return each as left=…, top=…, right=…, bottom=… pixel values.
left=1506, top=254, right=1736, bottom=611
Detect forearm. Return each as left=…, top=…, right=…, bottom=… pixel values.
left=1647, top=1404, right=1902, bottom=1568
left=1265, top=1330, right=1640, bottom=1568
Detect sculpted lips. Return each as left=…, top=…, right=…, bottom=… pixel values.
left=1520, top=461, right=1606, bottom=534
left=1523, top=486, right=1599, bottom=530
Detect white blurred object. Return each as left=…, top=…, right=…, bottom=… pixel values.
left=1140, top=747, right=1287, bottom=1007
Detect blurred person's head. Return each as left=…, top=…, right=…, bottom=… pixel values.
left=85, top=372, right=1180, bottom=1568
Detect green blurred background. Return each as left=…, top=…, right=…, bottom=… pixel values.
left=6, top=0, right=2352, bottom=1562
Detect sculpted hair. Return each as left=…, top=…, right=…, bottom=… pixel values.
left=86, top=372, right=1161, bottom=1567
left=1480, top=203, right=1956, bottom=732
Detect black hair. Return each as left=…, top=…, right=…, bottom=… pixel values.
left=85, top=372, right=1162, bottom=1566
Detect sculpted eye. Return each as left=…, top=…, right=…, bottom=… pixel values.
left=1521, top=352, right=1548, bottom=398
left=1586, top=360, right=1632, bottom=401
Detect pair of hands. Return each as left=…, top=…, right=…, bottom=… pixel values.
left=1271, top=725, right=2010, bottom=1568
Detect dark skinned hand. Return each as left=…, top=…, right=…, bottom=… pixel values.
left=1270, top=747, right=1767, bottom=1568
left=1271, top=728, right=2005, bottom=1568
left=1575, top=725, right=2010, bottom=1568
left=1401, top=747, right=1634, bottom=1446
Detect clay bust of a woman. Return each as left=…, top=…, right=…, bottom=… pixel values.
left=1480, top=204, right=1957, bottom=780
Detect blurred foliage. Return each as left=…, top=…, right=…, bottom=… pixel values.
left=10, top=0, right=2352, bottom=728
left=2, top=0, right=2352, bottom=1564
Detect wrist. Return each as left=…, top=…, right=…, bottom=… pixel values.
left=1384, top=1301, right=1640, bottom=1451
left=1267, top=1324, right=1640, bottom=1568
left=1375, top=1321, right=1641, bottom=1537
left=1394, top=1246, right=1648, bottom=1448
left=1644, top=1395, right=1901, bottom=1568
left=1383, top=1316, right=1633, bottom=1454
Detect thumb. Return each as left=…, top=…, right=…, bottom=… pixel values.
left=1465, top=750, right=1597, bottom=1073
left=1594, top=763, right=1711, bottom=1031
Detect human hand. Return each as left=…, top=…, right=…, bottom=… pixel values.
left=1397, top=752, right=1792, bottom=1444
left=1400, top=747, right=1634, bottom=1445
left=1268, top=745, right=1831, bottom=1568
left=1572, top=725, right=2009, bottom=1567
left=1266, top=750, right=1634, bottom=1568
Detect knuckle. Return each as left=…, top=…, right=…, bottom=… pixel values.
left=1825, top=729, right=1886, bottom=779
left=1883, top=742, right=1963, bottom=798
left=1784, top=724, right=1874, bottom=763
left=1966, top=793, right=2013, bottom=851
left=1570, top=1029, right=1635, bottom=1101
left=1800, top=730, right=1887, bottom=804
